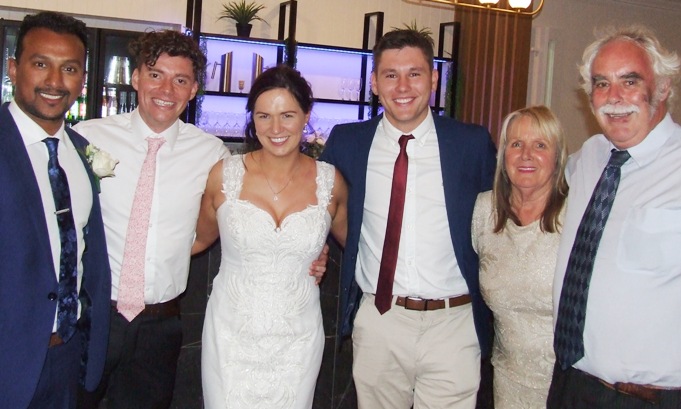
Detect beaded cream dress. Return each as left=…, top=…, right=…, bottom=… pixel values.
left=202, top=155, right=333, bottom=409
left=472, top=191, right=560, bottom=409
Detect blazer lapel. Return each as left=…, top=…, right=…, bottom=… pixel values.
left=435, top=117, right=462, bottom=212
left=65, top=128, right=98, bottom=191
left=434, top=117, right=466, bottom=257
left=347, top=114, right=383, bottom=233
left=0, top=105, right=53, bottom=259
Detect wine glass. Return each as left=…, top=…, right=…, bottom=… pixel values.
left=211, top=112, right=223, bottom=136
left=339, top=78, right=348, bottom=101
left=351, top=78, right=362, bottom=101
left=198, top=110, right=211, bottom=132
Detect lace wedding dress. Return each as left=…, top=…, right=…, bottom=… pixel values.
left=202, top=155, right=333, bottom=409
left=472, top=191, right=560, bottom=408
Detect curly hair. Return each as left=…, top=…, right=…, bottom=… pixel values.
left=15, top=11, right=87, bottom=62
left=128, top=30, right=207, bottom=88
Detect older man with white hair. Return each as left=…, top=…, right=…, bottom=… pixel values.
left=549, top=25, right=681, bottom=409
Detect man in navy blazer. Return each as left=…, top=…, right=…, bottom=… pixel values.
left=0, top=12, right=111, bottom=408
left=320, top=29, right=496, bottom=408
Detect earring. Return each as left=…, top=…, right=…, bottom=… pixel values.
left=303, top=122, right=313, bottom=135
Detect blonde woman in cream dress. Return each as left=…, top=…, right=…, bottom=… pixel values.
left=472, top=106, right=567, bottom=408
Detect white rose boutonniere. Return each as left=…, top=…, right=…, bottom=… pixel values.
left=86, top=144, right=119, bottom=178
left=82, top=144, right=119, bottom=191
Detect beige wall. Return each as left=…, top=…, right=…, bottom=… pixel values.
left=201, top=0, right=457, bottom=48
left=0, top=1, right=187, bottom=27
left=6, top=0, right=680, bottom=154
left=0, top=0, right=458, bottom=49
left=530, top=0, right=681, bottom=153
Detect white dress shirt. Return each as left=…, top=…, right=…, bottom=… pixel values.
left=74, top=109, right=229, bottom=304
left=554, top=114, right=681, bottom=387
left=10, top=102, right=92, bottom=329
left=356, top=111, right=468, bottom=299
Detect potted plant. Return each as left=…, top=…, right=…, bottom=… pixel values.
left=218, top=0, right=269, bottom=38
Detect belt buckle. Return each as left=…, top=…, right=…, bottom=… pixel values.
left=404, top=296, right=426, bottom=311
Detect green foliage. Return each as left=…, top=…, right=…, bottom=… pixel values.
left=284, top=37, right=298, bottom=68
left=444, top=61, right=454, bottom=117
left=217, top=0, right=269, bottom=25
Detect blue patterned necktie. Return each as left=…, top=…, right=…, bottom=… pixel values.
left=554, top=149, right=631, bottom=370
left=43, top=137, right=78, bottom=342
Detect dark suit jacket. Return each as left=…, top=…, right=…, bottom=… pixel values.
left=0, top=103, right=111, bottom=408
left=320, top=114, right=496, bottom=357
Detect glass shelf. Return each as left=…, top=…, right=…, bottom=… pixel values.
left=195, top=32, right=453, bottom=139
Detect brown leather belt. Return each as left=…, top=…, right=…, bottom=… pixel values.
left=583, top=371, right=681, bottom=404
left=111, top=298, right=180, bottom=318
left=394, top=294, right=471, bottom=311
left=48, top=333, right=63, bottom=348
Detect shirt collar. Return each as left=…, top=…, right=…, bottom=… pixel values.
left=605, top=113, right=674, bottom=169
left=130, top=108, right=180, bottom=149
left=379, top=110, right=435, bottom=147
left=9, top=101, right=67, bottom=146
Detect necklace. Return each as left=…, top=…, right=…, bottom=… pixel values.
left=254, top=152, right=298, bottom=201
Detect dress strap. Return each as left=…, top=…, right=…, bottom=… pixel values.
left=314, top=161, right=335, bottom=210
left=221, top=154, right=245, bottom=201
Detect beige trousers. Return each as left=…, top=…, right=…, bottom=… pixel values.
left=352, top=294, right=481, bottom=409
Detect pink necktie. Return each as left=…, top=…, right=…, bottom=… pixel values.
left=375, top=134, right=414, bottom=314
left=117, top=137, right=165, bottom=321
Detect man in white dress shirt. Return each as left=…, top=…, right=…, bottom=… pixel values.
left=320, top=29, right=496, bottom=408
left=74, top=30, right=229, bottom=409
left=549, top=26, right=681, bottom=408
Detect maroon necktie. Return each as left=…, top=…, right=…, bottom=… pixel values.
left=375, top=134, right=414, bottom=314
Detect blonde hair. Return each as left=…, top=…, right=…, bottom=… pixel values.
left=493, top=106, right=568, bottom=233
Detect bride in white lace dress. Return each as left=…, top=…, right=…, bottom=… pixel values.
left=192, top=65, right=347, bottom=409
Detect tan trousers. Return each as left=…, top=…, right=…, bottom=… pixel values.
left=352, top=294, right=481, bottom=409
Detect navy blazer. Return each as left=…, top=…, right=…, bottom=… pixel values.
left=0, top=103, right=111, bottom=408
left=320, top=114, right=496, bottom=357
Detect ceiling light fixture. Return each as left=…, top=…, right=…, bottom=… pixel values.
left=423, top=0, right=544, bottom=16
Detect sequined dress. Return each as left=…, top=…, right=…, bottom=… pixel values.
left=471, top=191, right=559, bottom=408
left=202, top=155, right=333, bottom=409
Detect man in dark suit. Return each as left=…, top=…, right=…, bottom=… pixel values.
left=320, top=29, right=496, bottom=408
left=0, top=11, right=111, bottom=409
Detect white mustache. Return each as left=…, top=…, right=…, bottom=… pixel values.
left=598, top=103, right=641, bottom=116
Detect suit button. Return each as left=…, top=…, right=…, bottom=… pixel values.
left=48, top=292, right=57, bottom=301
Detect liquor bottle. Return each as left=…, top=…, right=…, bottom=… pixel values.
left=118, top=90, right=128, bottom=114
left=1, top=48, right=14, bottom=103
left=1, top=76, right=13, bottom=103
left=101, top=87, right=108, bottom=118
left=78, top=87, right=87, bottom=121
left=129, top=91, right=137, bottom=112
left=67, top=99, right=78, bottom=121
left=107, top=87, right=117, bottom=117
